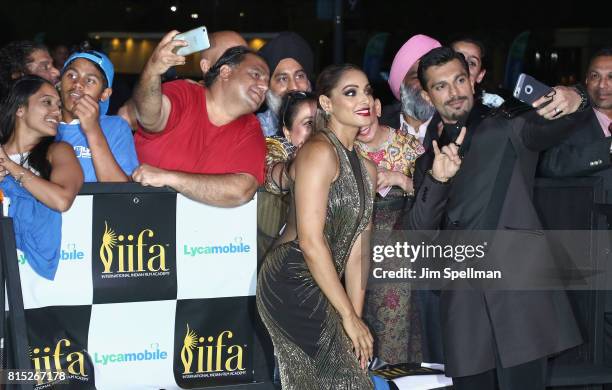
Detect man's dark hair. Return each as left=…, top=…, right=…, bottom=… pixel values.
left=203, top=46, right=261, bottom=88
left=417, top=47, right=469, bottom=91
left=0, top=41, right=49, bottom=95
left=590, top=47, right=612, bottom=63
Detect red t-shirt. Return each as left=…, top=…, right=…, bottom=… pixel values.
left=135, top=80, right=266, bottom=184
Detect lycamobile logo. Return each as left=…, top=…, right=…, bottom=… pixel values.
left=60, top=243, right=85, bottom=260
left=94, top=343, right=168, bottom=365
left=183, top=237, right=251, bottom=257
left=19, top=244, right=84, bottom=265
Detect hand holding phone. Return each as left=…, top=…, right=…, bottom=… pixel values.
left=513, top=73, right=554, bottom=106
left=144, top=30, right=188, bottom=76
left=172, top=26, right=210, bottom=56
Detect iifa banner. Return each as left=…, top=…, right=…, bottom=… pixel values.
left=173, top=297, right=255, bottom=387
left=92, top=192, right=177, bottom=303
left=15, top=190, right=258, bottom=389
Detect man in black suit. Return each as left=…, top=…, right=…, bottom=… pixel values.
left=412, top=47, right=586, bottom=390
left=538, top=48, right=612, bottom=201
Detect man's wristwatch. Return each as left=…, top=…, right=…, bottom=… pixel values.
left=572, top=84, right=589, bottom=111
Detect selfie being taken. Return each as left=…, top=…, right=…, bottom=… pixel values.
left=0, top=1, right=610, bottom=389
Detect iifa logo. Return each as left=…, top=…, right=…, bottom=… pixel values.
left=180, top=324, right=244, bottom=374
left=94, top=342, right=168, bottom=366
left=99, top=221, right=168, bottom=274
left=183, top=237, right=251, bottom=257
left=30, top=338, right=87, bottom=383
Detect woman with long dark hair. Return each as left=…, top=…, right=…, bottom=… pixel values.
left=0, top=75, right=82, bottom=209
left=0, top=75, right=82, bottom=279
left=257, top=64, right=463, bottom=388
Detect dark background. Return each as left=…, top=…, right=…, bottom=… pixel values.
left=3, top=0, right=610, bottom=105
left=3, top=0, right=610, bottom=45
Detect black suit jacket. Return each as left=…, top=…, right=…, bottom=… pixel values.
left=406, top=109, right=584, bottom=377
left=538, top=108, right=612, bottom=200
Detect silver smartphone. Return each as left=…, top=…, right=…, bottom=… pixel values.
left=173, top=26, right=210, bottom=56
left=513, top=73, right=554, bottom=105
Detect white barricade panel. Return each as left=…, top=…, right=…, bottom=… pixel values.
left=176, top=194, right=257, bottom=299
left=19, top=195, right=94, bottom=309
left=88, top=300, right=177, bottom=390
left=14, top=189, right=258, bottom=389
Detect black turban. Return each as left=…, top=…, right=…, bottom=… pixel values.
left=258, top=32, right=314, bottom=79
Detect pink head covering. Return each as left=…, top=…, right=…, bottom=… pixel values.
left=388, top=34, right=441, bottom=100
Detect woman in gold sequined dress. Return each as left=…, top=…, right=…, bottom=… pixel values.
left=257, top=64, right=464, bottom=389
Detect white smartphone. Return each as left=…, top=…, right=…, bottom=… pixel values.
left=173, top=26, right=210, bottom=56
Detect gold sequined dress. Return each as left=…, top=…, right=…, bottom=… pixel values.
left=256, top=130, right=374, bottom=389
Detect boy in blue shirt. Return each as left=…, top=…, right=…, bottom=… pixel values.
left=56, top=50, right=138, bottom=182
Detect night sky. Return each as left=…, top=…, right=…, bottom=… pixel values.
left=3, top=0, right=609, bottom=46
left=2, top=0, right=610, bottom=98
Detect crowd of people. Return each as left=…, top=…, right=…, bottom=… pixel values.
left=0, top=28, right=610, bottom=389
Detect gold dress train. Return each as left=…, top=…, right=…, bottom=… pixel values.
left=256, top=130, right=374, bottom=389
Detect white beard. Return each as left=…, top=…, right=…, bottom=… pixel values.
left=400, top=83, right=435, bottom=121
left=265, top=90, right=283, bottom=115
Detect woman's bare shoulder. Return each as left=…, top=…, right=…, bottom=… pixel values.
left=297, top=133, right=337, bottom=164
left=47, top=141, right=78, bottom=165
left=48, top=141, right=74, bottom=154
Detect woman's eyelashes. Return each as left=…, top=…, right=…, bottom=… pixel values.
left=344, top=88, right=357, bottom=97
left=342, top=86, right=372, bottom=97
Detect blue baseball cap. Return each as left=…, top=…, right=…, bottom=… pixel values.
left=62, top=50, right=114, bottom=115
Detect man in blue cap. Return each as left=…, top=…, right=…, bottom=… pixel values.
left=56, top=50, right=138, bottom=182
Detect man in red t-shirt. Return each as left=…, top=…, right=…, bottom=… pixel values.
left=131, top=31, right=269, bottom=207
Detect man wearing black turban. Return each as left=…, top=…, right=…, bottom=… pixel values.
left=257, top=32, right=314, bottom=137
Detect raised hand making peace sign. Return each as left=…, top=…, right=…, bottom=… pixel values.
left=431, top=126, right=466, bottom=182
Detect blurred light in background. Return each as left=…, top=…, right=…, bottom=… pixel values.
left=249, top=38, right=266, bottom=51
